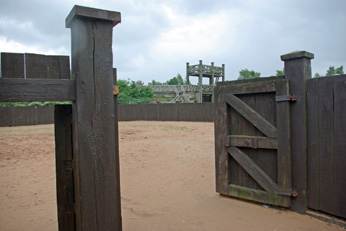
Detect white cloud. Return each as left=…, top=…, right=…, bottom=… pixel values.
left=0, top=36, right=67, bottom=55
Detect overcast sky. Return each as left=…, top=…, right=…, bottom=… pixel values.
left=0, top=0, right=345, bottom=83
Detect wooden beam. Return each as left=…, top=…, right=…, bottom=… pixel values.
left=227, top=184, right=291, bottom=207
left=227, top=135, right=278, bottom=149
left=218, top=78, right=277, bottom=94
left=54, top=105, right=75, bottom=231
left=0, top=78, right=75, bottom=102
left=228, top=146, right=280, bottom=193
left=67, top=5, right=122, bottom=231
left=225, top=94, right=277, bottom=138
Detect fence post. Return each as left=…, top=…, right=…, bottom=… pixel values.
left=281, top=51, right=314, bottom=213
left=66, top=5, right=122, bottom=231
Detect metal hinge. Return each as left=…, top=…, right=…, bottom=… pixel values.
left=275, top=95, right=297, bottom=102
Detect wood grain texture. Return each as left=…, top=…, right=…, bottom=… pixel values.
left=0, top=78, right=75, bottom=102
left=55, top=105, right=75, bottom=231
left=69, top=15, right=121, bottom=231
left=283, top=52, right=312, bottom=213
left=307, top=76, right=346, bottom=219
left=275, top=79, right=292, bottom=192
left=0, top=52, right=24, bottom=78
left=214, top=84, right=230, bottom=195
left=228, top=184, right=290, bottom=207
left=228, top=147, right=280, bottom=193
left=224, top=94, right=277, bottom=138
left=227, top=135, right=278, bottom=149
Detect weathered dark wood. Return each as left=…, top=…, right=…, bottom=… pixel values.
left=227, top=135, right=278, bottom=149
left=214, top=83, right=229, bottom=195
left=25, top=54, right=70, bottom=79
left=67, top=5, right=122, bottom=231
left=281, top=51, right=313, bottom=213
left=215, top=76, right=292, bottom=208
left=55, top=105, right=75, bottom=231
left=217, top=77, right=278, bottom=94
left=224, top=94, right=277, bottom=138
left=228, top=184, right=290, bottom=207
left=228, top=147, right=280, bottom=193
left=307, top=76, right=346, bottom=219
left=275, top=79, right=292, bottom=192
left=0, top=78, right=75, bottom=102
left=0, top=52, right=24, bottom=78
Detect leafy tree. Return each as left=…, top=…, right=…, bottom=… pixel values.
left=276, top=69, right=284, bottom=77
left=238, top=69, right=261, bottom=80
left=326, top=66, right=344, bottom=76
left=148, top=80, right=162, bottom=85
left=314, top=73, right=321, bottom=78
left=117, top=79, right=154, bottom=104
left=166, top=73, right=185, bottom=85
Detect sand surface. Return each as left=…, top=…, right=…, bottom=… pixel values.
left=0, top=122, right=343, bottom=231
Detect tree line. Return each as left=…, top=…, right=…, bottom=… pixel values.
left=117, top=65, right=344, bottom=104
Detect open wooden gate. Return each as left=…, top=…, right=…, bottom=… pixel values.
left=215, top=77, right=294, bottom=207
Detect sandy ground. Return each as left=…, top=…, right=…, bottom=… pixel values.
left=0, top=122, right=343, bottom=231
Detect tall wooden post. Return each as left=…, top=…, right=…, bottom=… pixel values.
left=281, top=51, right=314, bottom=213
left=222, top=64, right=225, bottom=82
left=186, top=62, right=190, bottom=85
left=198, top=60, right=203, bottom=103
left=66, top=5, right=122, bottom=231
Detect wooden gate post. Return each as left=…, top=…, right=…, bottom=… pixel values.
left=281, top=51, right=314, bottom=213
left=66, top=5, right=122, bottom=231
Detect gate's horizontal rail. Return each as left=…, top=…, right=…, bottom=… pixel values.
left=0, top=78, right=75, bottom=102
left=226, top=135, right=278, bottom=149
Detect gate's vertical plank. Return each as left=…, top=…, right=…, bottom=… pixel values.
left=214, top=85, right=229, bottom=194
left=55, top=105, right=75, bottom=231
left=281, top=51, right=314, bottom=212
left=66, top=5, right=122, bottom=231
left=275, top=80, right=291, bottom=194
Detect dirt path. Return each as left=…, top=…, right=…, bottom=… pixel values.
left=0, top=122, right=343, bottom=231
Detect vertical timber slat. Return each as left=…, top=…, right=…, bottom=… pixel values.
left=275, top=79, right=292, bottom=192
left=55, top=105, right=75, bottom=231
left=281, top=51, right=314, bottom=213
left=66, top=5, right=122, bottom=231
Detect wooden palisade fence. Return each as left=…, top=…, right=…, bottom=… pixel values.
left=0, top=5, right=122, bottom=231
left=215, top=51, right=346, bottom=219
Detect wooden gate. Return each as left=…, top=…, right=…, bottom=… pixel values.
left=215, top=77, right=294, bottom=207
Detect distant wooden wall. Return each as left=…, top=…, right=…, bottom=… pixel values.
left=307, top=75, right=346, bottom=219
left=0, top=103, right=214, bottom=126
left=118, top=103, right=214, bottom=122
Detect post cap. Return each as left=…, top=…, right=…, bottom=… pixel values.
left=281, top=51, right=314, bottom=61
left=66, top=5, right=121, bottom=28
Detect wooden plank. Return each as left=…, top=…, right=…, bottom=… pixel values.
left=227, top=135, right=277, bottom=149
left=275, top=79, right=292, bottom=192
left=214, top=85, right=230, bottom=195
left=54, top=105, right=75, bottom=231
left=0, top=78, right=75, bottom=102
left=225, top=94, right=277, bottom=138
left=218, top=77, right=278, bottom=94
left=67, top=5, right=122, bottom=231
left=228, top=146, right=280, bottom=193
left=227, top=184, right=291, bottom=207
left=0, top=52, right=24, bottom=78
left=332, top=78, right=346, bottom=219
left=307, top=78, right=320, bottom=210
